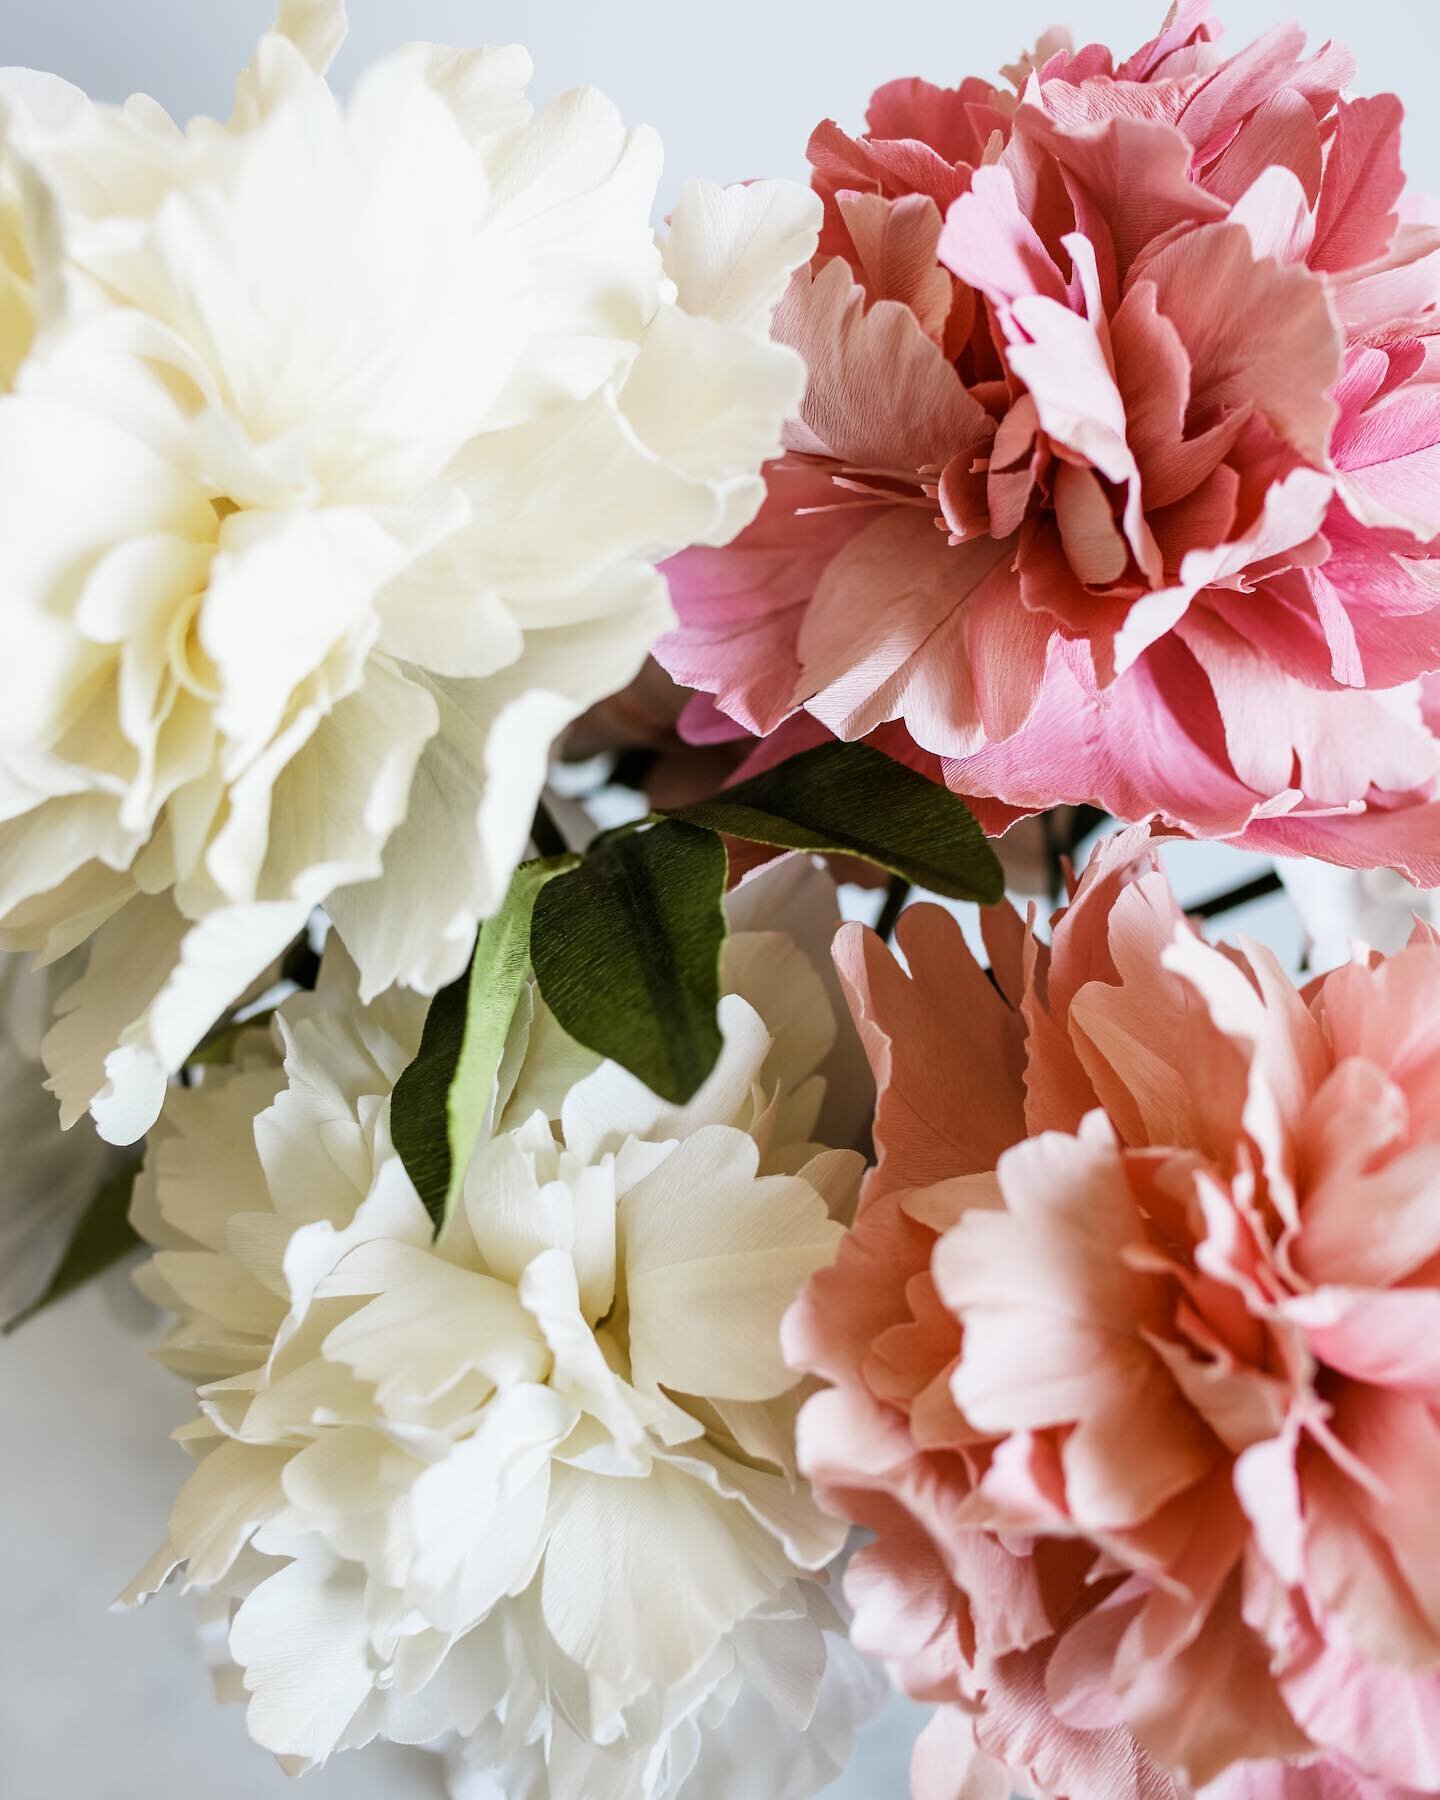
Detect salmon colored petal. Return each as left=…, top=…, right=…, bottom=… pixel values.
left=836, top=191, right=954, bottom=343
left=1310, top=94, right=1406, bottom=274
left=1133, top=221, right=1342, bottom=467
left=830, top=905, right=1027, bottom=1196
left=774, top=257, right=991, bottom=469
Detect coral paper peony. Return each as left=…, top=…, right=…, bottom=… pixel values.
left=0, top=0, right=817, bottom=1143
left=125, top=859, right=881, bottom=1798
left=788, top=827, right=1440, bottom=1797
left=659, top=1, right=1440, bottom=886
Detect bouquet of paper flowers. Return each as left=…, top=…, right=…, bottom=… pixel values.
left=6, top=0, right=1440, bottom=1793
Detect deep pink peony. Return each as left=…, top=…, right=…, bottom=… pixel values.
left=786, top=827, right=1440, bottom=1797
left=658, top=2, right=1440, bottom=884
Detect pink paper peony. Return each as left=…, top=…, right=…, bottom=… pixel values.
left=786, top=826, right=1440, bottom=1797
left=659, top=3, right=1440, bottom=884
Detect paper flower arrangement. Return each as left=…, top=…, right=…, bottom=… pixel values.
left=6, top=3, right=1440, bottom=1799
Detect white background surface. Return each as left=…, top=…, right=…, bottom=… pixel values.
left=0, top=1, right=1422, bottom=1797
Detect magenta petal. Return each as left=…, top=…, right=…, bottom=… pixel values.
left=657, top=461, right=874, bottom=736
left=946, top=635, right=1281, bottom=838
left=938, top=164, right=1068, bottom=306
left=1244, top=801, right=1440, bottom=888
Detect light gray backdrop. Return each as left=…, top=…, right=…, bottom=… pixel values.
left=0, top=2, right=1424, bottom=1797
left=5, top=0, right=1436, bottom=212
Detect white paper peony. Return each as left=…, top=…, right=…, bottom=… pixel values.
left=0, top=0, right=819, bottom=1143
left=124, top=859, right=881, bottom=1796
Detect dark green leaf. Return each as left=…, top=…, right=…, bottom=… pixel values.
left=4, top=1163, right=141, bottom=1334
left=530, top=819, right=728, bottom=1105
left=391, top=855, right=578, bottom=1234
left=668, top=739, right=1005, bottom=904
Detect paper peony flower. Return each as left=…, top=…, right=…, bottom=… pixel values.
left=788, top=828, right=1440, bottom=1797
left=124, top=858, right=881, bottom=1796
left=658, top=1, right=1440, bottom=888
left=0, top=949, right=118, bottom=1327
left=0, top=0, right=818, bottom=1143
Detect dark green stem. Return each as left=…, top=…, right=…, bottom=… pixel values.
left=1190, top=870, right=1283, bottom=920
left=874, top=875, right=912, bottom=942
left=530, top=797, right=571, bottom=861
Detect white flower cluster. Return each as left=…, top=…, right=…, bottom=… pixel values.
left=125, top=860, right=882, bottom=1796
left=0, top=0, right=818, bottom=1144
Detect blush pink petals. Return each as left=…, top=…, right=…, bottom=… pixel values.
left=785, top=826, right=1440, bottom=1798
left=657, top=2, right=1440, bottom=884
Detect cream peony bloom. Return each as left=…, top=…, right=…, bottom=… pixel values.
left=124, top=860, right=880, bottom=1796
left=0, top=0, right=819, bottom=1143
left=0, top=948, right=119, bottom=1326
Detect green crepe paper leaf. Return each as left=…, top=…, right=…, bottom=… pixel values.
left=529, top=819, right=729, bottom=1107
left=667, top=739, right=1005, bottom=904
left=392, top=854, right=579, bottom=1235
left=4, top=1163, right=141, bottom=1334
